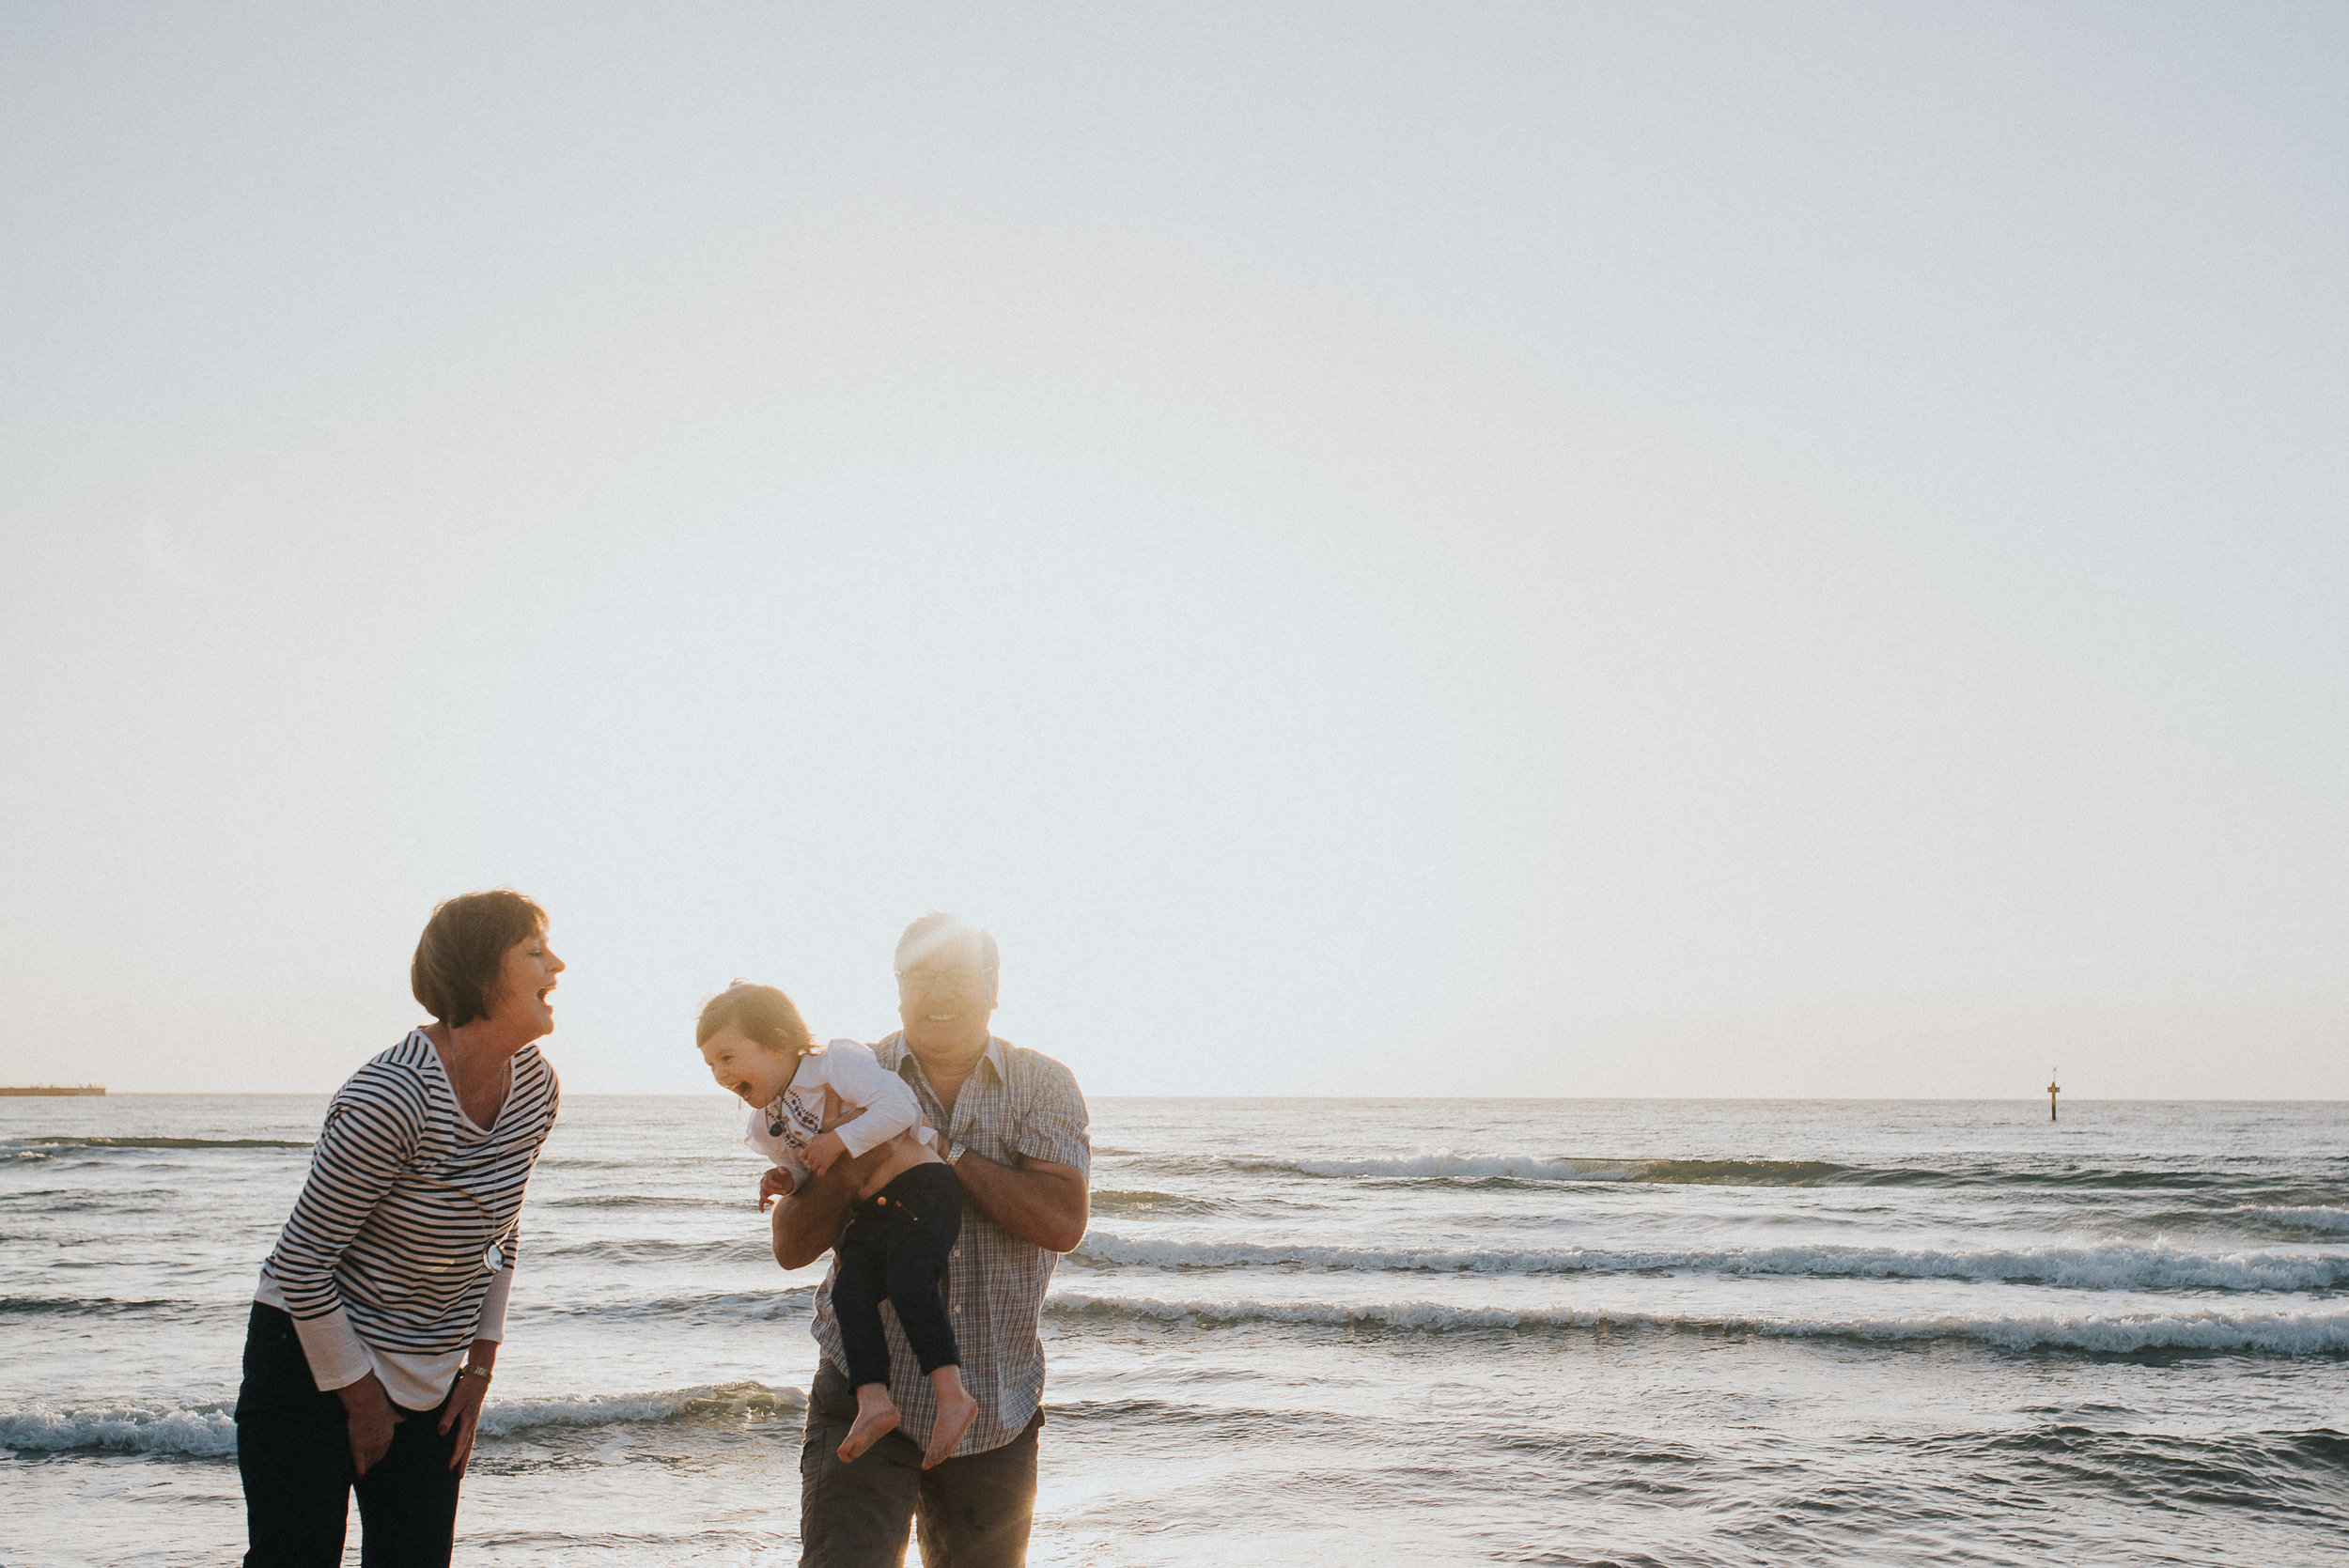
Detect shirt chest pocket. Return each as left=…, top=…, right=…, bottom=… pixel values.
left=943, top=1095, right=1016, bottom=1164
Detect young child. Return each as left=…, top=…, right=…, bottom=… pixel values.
left=695, top=981, right=978, bottom=1468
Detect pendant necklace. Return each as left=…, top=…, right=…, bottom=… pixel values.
left=428, top=1031, right=520, bottom=1273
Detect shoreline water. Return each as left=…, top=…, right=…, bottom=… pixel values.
left=6, top=1094, right=2345, bottom=1565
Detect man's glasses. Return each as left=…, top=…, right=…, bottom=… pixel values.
left=895, top=964, right=996, bottom=991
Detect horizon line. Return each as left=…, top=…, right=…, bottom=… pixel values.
left=33, top=1091, right=2349, bottom=1106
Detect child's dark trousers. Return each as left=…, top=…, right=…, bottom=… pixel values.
left=832, top=1161, right=963, bottom=1389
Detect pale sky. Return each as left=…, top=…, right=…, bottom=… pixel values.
left=4, top=4, right=2344, bottom=1099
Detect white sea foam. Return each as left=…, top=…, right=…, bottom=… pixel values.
left=1048, top=1292, right=2349, bottom=1356
left=0, top=1398, right=238, bottom=1457
left=1073, top=1232, right=2349, bottom=1292
left=0, top=1380, right=807, bottom=1456
left=479, top=1379, right=804, bottom=1435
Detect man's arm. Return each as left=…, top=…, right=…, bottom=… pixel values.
left=954, top=1151, right=1087, bottom=1254
left=770, top=1141, right=894, bottom=1269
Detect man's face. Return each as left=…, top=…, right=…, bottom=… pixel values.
left=895, top=930, right=997, bottom=1058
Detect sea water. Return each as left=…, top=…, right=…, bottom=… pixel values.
left=4, top=1094, right=2345, bottom=1565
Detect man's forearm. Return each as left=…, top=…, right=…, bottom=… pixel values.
left=953, top=1151, right=1087, bottom=1253
left=770, top=1145, right=889, bottom=1269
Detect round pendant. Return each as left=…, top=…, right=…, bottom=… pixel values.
left=483, top=1243, right=504, bottom=1273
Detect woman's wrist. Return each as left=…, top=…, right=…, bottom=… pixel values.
left=461, top=1336, right=500, bottom=1383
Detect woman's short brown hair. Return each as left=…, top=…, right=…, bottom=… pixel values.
left=695, top=982, right=812, bottom=1058
left=412, top=890, right=548, bottom=1028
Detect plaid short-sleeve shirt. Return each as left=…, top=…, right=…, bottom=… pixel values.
left=809, top=1032, right=1090, bottom=1459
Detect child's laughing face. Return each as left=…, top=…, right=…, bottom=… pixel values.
left=699, top=1025, right=801, bottom=1107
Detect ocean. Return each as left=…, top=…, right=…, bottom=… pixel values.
left=4, top=1093, right=2345, bottom=1565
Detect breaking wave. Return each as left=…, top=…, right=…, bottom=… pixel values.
left=1090, top=1188, right=1224, bottom=1217
left=3, top=1136, right=312, bottom=1152
left=0, top=1296, right=194, bottom=1320
left=0, top=1398, right=238, bottom=1457
left=1047, top=1293, right=2349, bottom=1357
left=0, top=1381, right=807, bottom=1457
left=531, top=1285, right=816, bottom=1324
left=538, top=1234, right=776, bottom=1265
left=539, top=1193, right=748, bottom=1211
left=481, top=1379, right=804, bottom=1435
left=2250, top=1206, right=2349, bottom=1236
left=1213, top=1153, right=2346, bottom=1196
left=1070, top=1234, right=2349, bottom=1293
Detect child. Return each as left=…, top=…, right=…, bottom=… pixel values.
left=695, top=981, right=978, bottom=1468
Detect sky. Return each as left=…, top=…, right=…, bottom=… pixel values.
left=3, top=3, right=2344, bottom=1099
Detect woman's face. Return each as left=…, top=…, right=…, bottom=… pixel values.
left=490, top=929, right=565, bottom=1040
left=700, top=1025, right=798, bottom=1107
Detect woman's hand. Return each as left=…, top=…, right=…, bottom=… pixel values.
left=758, top=1166, right=799, bottom=1210
left=438, top=1340, right=500, bottom=1474
left=437, top=1373, right=489, bottom=1473
left=803, top=1131, right=848, bottom=1176
left=335, top=1373, right=400, bottom=1477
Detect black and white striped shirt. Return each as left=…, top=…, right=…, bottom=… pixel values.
left=257, top=1030, right=559, bottom=1405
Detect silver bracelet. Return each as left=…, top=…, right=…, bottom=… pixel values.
left=459, top=1363, right=493, bottom=1384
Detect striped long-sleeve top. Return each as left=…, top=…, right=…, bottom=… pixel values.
left=256, top=1030, right=559, bottom=1408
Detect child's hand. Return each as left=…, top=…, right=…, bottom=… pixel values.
left=803, top=1130, right=848, bottom=1176
left=758, top=1166, right=798, bottom=1210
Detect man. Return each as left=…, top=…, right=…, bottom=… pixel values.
left=773, top=913, right=1091, bottom=1568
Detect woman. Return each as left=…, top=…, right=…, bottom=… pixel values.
left=236, top=890, right=564, bottom=1567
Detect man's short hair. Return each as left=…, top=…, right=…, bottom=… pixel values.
left=411, top=890, right=547, bottom=1028
left=894, top=911, right=999, bottom=974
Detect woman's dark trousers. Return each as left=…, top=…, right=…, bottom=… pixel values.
left=235, top=1302, right=463, bottom=1567
left=832, top=1162, right=964, bottom=1389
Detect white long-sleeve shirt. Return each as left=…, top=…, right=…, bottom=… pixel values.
left=744, top=1039, right=934, bottom=1183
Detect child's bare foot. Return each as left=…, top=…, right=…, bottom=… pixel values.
left=837, top=1384, right=899, bottom=1464
left=922, top=1367, right=978, bottom=1469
